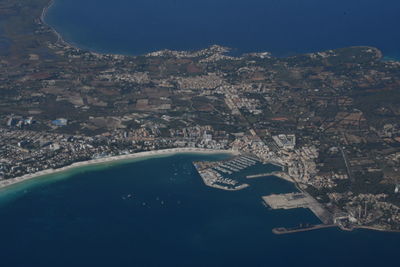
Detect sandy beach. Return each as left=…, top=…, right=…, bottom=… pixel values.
left=40, top=0, right=76, bottom=48
left=0, top=148, right=238, bottom=191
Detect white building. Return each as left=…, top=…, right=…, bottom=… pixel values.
left=272, top=134, right=296, bottom=150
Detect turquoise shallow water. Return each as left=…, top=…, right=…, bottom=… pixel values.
left=0, top=154, right=399, bottom=267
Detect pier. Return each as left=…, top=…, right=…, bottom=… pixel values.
left=272, top=224, right=336, bottom=235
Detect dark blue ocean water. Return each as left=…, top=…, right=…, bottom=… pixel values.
left=45, top=0, right=400, bottom=58
left=0, top=154, right=399, bottom=267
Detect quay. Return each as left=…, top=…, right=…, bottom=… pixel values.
left=263, top=192, right=333, bottom=224
left=246, top=171, right=293, bottom=183
left=247, top=172, right=281, bottom=179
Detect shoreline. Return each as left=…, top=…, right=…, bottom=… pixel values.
left=40, top=0, right=76, bottom=49
left=31, top=0, right=400, bottom=235
left=38, top=0, right=399, bottom=61
left=0, top=148, right=237, bottom=191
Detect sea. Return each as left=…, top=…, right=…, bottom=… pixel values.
left=0, top=154, right=399, bottom=267
left=1, top=1, right=399, bottom=266
left=44, top=0, right=400, bottom=58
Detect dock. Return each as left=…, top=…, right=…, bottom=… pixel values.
left=262, top=192, right=332, bottom=224
left=192, top=155, right=260, bottom=191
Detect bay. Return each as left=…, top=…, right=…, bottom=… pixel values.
left=0, top=154, right=398, bottom=266
left=3, top=1, right=399, bottom=265
left=45, top=0, right=400, bottom=58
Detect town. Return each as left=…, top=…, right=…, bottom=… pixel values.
left=0, top=0, right=399, bottom=232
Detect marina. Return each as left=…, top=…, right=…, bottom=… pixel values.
left=194, top=154, right=335, bottom=231
left=193, top=155, right=261, bottom=191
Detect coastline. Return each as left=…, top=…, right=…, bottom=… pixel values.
left=40, top=0, right=84, bottom=51
left=39, top=0, right=398, bottom=61
left=0, top=148, right=238, bottom=191
left=28, top=0, right=400, bottom=235
left=40, top=0, right=62, bottom=43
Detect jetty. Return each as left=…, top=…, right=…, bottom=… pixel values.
left=264, top=191, right=335, bottom=235
left=272, top=224, right=336, bottom=235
